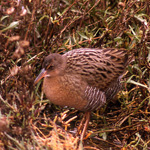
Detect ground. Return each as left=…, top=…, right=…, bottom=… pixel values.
left=0, top=0, right=150, bottom=149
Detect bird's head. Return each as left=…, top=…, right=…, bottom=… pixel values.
left=34, top=53, right=66, bottom=84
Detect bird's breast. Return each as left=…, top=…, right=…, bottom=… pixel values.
left=43, top=74, right=88, bottom=111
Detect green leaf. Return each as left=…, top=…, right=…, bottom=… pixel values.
left=1, top=15, right=9, bottom=21
left=77, top=31, right=89, bottom=40
left=39, top=15, right=49, bottom=22
left=148, top=49, right=150, bottom=62
left=0, top=21, right=19, bottom=32
left=127, top=79, right=148, bottom=89
left=129, top=25, right=140, bottom=42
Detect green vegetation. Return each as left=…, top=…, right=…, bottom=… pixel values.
left=0, top=0, right=150, bottom=149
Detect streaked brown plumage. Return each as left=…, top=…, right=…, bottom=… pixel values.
left=34, top=48, right=128, bottom=140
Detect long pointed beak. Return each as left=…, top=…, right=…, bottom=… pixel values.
left=34, top=68, right=47, bottom=85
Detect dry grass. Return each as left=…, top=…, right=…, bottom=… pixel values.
left=0, top=0, right=150, bottom=149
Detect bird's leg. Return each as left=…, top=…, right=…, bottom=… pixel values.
left=79, top=111, right=91, bottom=140
left=77, top=114, right=85, bottom=134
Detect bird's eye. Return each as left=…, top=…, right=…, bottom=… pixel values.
left=46, top=64, right=54, bottom=70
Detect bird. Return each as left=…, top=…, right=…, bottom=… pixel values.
left=34, top=48, right=129, bottom=140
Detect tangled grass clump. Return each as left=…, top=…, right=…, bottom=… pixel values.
left=0, top=0, right=150, bottom=149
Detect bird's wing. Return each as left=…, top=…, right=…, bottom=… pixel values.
left=64, top=48, right=128, bottom=91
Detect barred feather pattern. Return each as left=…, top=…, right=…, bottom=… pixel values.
left=83, top=77, right=121, bottom=111
left=105, top=76, right=122, bottom=101
left=83, top=86, right=106, bottom=111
